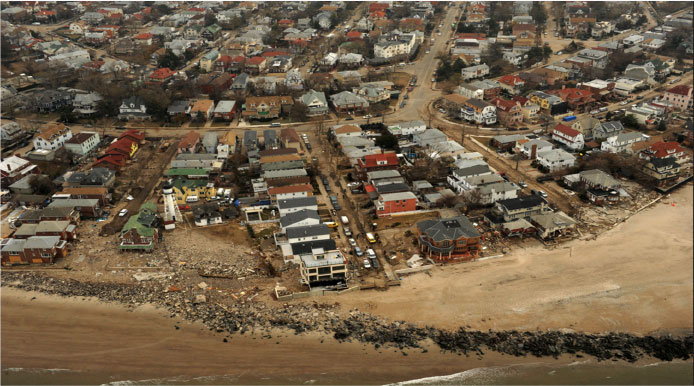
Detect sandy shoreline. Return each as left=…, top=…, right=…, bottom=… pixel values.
left=2, top=287, right=587, bottom=385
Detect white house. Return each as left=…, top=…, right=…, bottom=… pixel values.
left=33, top=124, right=73, bottom=151
left=69, top=21, right=89, bottom=35
left=387, top=120, right=426, bottom=136
left=461, top=64, right=489, bottom=81
left=551, top=124, right=584, bottom=151
left=461, top=99, right=497, bottom=125
left=286, top=224, right=330, bottom=244
left=478, top=181, right=519, bottom=205
left=64, top=131, right=100, bottom=156
left=520, top=139, right=553, bottom=158
left=536, top=148, right=576, bottom=172
left=299, top=89, right=329, bottom=116
left=601, top=132, right=648, bottom=154
left=280, top=209, right=321, bottom=231
left=277, top=197, right=318, bottom=217
left=374, top=40, right=410, bottom=59
left=118, top=96, right=150, bottom=120
left=614, top=77, right=644, bottom=96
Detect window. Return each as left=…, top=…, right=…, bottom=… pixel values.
left=41, top=253, right=52, bottom=258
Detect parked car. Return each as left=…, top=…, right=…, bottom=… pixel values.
left=348, top=238, right=357, bottom=247
left=362, top=258, right=371, bottom=269
left=538, top=190, right=548, bottom=198
left=345, top=116, right=354, bottom=120
left=518, top=181, right=527, bottom=188
left=343, top=226, right=352, bottom=237
left=118, top=209, right=128, bottom=217
left=355, top=246, right=363, bottom=256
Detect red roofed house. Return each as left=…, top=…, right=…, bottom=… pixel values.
left=246, top=56, right=266, bottom=74
left=640, top=141, right=689, bottom=165
left=369, top=3, right=389, bottom=12
left=491, top=98, right=523, bottom=127
left=277, top=19, right=294, bottom=28
left=356, top=152, right=399, bottom=177
left=34, top=10, right=56, bottom=20
left=549, top=87, right=595, bottom=113
left=134, top=32, right=153, bottom=45
left=661, top=85, right=692, bottom=111
left=229, top=55, right=246, bottom=72
left=119, top=129, right=145, bottom=144
left=93, top=155, right=126, bottom=171
left=346, top=30, right=364, bottom=41
left=178, top=131, right=200, bottom=154
left=147, top=67, right=176, bottom=84
left=552, top=124, right=584, bottom=150
left=215, top=55, right=233, bottom=72
left=370, top=10, right=386, bottom=20
left=497, top=74, right=525, bottom=95
left=106, top=138, right=138, bottom=159
left=261, top=51, right=290, bottom=58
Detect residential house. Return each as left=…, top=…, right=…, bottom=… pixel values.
left=549, top=87, right=595, bottom=113
left=299, top=90, right=329, bottom=116
left=570, top=116, right=600, bottom=140
left=497, top=74, right=525, bottom=95
left=592, top=121, right=624, bottom=141
left=64, top=132, right=99, bottom=156
left=202, top=24, right=222, bottom=41
left=280, top=209, right=320, bottom=231
left=642, top=157, right=682, bottom=186
left=552, top=124, right=584, bottom=151
left=461, top=64, right=489, bottom=81
left=491, top=134, right=527, bottom=151
left=375, top=191, right=418, bottom=217
left=512, top=96, right=540, bottom=122
left=329, top=91, right=369, bottom=113
left=213, top=100, right=237, bottom=121
left=356, top=152, right=399, bottom=177
left=387, top=120, right=426, bottom=136
left=245, top=56, right=267, bottom=74
left=200, top=50, right=220, bottom=72
left=33, top=124, right=72, bottom=151
left=414, top=129, right=447, bottom=147
left=178, top=131, right=201, bottom=154
left=46, top=198, right=101, bottom=218
left=331, top=124, right=362, bottom=137
left=189, top=100, right=215, bottom=121
left=133, top=32, right=153, bottom=46
left=201, top=132, right=218, bottom=154
left=536, top=148, right=576, bottom=172
left=277, top=197, right=318, bottom=217
left=1, top=236, right=68, bottom=265
left=232, top=73, right=250, bottom=93
left=520, top=138, right=553, bottom=159
left=640, top=141, right=689, bottom=166
left=13, top=220, right=76, bottom=241
left=416, top=216, right=481, bottom=261
left=352, top=85, right=390, bottom=103
left=298, top=249, right=347, bottom=287
left=242, top=96, right=294, bottom=120
left=34, top=90, right=72, bottom=113
left=280, top=128, right=302, bottom=152
left=576, top=48, right=609, bottom=69
left=661, top=85, right=693, bottom=112
left=530, top=211, right=577, bottom=239
left=119, top=202, right=159, bottom=252
left=170, top=177, right=215, bottom=204
left=1, top=156, right=39, bottom=187
left=601, top=132, right=648, bottom=154
left=61, top=187, right=109, bottom=206
left=72, top=92, right=103, bottom=117
left=528, top=91, right=568, bottom=115
left=461, top=99, right=497, bottom=125
left=491, top=98, right=522, bottom=127
left=118, top=96, right=150, bottom=120
left=578, top=169, right=622, bottom=204
left=268, top=184, right=313, bottom=203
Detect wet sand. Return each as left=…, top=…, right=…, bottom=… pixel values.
left=1, top=288, right=576, bottom=385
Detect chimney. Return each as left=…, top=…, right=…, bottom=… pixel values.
left=531, top=144, right=537, bottom=160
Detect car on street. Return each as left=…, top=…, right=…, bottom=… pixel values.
left=538, top=190, right=548, bottom=198
left=425, top=50, right=430, bottom=54
left=366, top=232, right=377, bottom=244
left=355, top=246, right=363, bottom=257
left=118, top=209, right=128, bottom=217
left=345, top=116, right=354, bottom=120
left=343, top=227, right=352, bottom=237
left=620, top=101, right=628, bottom=105
left=362, top=258, right=371, bottom=269
left=362, top=114, right=372, bottom=119
left=518, top=181, right=527, bottom=188
left=348, top=238, right=357, bottom=247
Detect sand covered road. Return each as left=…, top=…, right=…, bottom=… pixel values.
left=316, top=185, right=694, bottom=335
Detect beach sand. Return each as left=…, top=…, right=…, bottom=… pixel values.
left=1, top=287, right=580, bottom=385
left=310, top=185, right=694, bottom=335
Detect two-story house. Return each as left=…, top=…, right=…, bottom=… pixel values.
left=552, top=124, right=584, bottom=151
left=118, top=96, right=150, bottom=121
left=600, top=132, right=648, bottom=154
left=491, top=98, right=522, bottom=127
left=375, top=191, right=417, bottom=217
left=33, top=124, right=73, bottom=151
left=461, top=99, right=497, bottom=125
left=416, top=215, right=481, bottom=261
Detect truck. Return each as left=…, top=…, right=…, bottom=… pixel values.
left=340, top=216, right=349, bottom=225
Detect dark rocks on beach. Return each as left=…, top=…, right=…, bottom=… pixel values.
left=3, top=272, right=693, bottom=363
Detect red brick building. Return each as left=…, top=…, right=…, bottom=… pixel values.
left=375, top=191, right=417, bottom=218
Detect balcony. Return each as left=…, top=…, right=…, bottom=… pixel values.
left=418, top=235, right=454, bottom=254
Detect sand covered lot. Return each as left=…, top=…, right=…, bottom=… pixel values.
left=314, top=184, right=694, bottom=335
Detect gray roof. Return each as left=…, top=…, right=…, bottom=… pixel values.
left=579, top=169, right=620, bottom=189
left=375, top=182, right=410, bottom=194
left=300, top=90, right=327, bottom=106
left=454, top=164, right=490, bottom=178
left=280, top=209, right=320, bottom=228
left=277, top=196, right=317, bottom=210
left=1, top=238, right=26, bottom=253
left=596, top=121, right=624, bottom=134
left=416, top=128, right=446, bottom=140
left=329, top=91, right=368, bottom=106
left=24, top=235, right=62, bottom=249
left=214, top=100, right=236, bottom=114
left=379, top=191, right=417, bottom=201
left=264, top=168, right=307, bottom=179
left=537, top=148, right=575, bottom=162
left=286, top=224, right=329, bottom=239
left=291, top=239, right=336, bottom=255
left=530, top=211, right=577, bottom=229
left=176, top=153, right=217, bottom=161
left=417, top=215, right=480, bottom=241
left=35, top=221, right=70, bottom=233
left=493, top=134, right=527, bottom=144
left=13, top=223, right=38, bottom=237
left=478, top=181, right=519, bottom=195
left=202, top=132, right=218, bottom=147
left=522, top=139, right=553, bottom=151
left=463, top=174, right=504, bottom=186
left=47, top=198, right=99, bottom=208
left=366, top=170, right=401, bottom=180
left=497, top=195, right=546, bottom=211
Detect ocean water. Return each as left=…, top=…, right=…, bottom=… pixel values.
left=389, top=361, right=694, bottom=386
left=3, top=361, right=693, bottom=385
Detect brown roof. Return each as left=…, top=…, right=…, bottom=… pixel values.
left=61, top=187, right=108, bottom=196
left=265, top=175, right=311, bottom=188
left=38, top=123, right=69, bottom=141
left=178, top=131, right=200, bottom=148
left=333, top=125, right=362, bottom=134
left=190, top=99, right=214, bottom=113
left=280, top=128, right=300, bottom=143
left=259, top=154, right=301, bottom=164
left=65, top=132, right=97, bottom=145
left=443, top=94, right=468, bottom=105
left=267, top=184, right=313, bottom=195
left=258, top=148, right=298, bottom=157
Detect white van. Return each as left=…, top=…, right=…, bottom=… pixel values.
left=340, top=216, right=349, bottom=225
